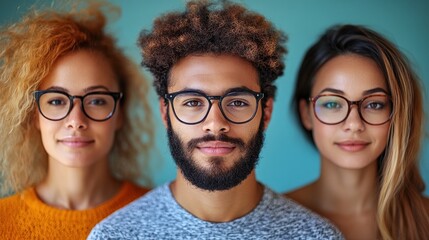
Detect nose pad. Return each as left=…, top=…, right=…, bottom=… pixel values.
left=202, top=102, right=230, bottom=134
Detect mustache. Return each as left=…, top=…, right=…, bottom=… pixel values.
left=187, top=134, right=245, bottom=151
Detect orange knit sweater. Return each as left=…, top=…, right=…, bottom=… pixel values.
left=0, top=181, right=148, bottom=239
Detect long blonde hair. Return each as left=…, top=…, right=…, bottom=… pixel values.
left=0, top=1, right=154, bottom=196
left=293, top=24, right=429, bottom=239
left=375, top=29, right=429, bottom=239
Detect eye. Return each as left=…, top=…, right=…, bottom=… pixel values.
left=227, top=100, right=249, bottom=107
left=88, top=98, right=107, bottom=106
left=48, top=99, right=66, bottom=105
left=322, top=101, right=342, bottom=109
left=39, top=92, right=69, bottom=108
left=224, top=93, right=253, bottom=109
left=183, top=99, right=204, bottom=107
left=365, top=101, right=385, bottom=110
left=362, top=96, right=390, bottom=112
left=85, top=94, right=113, bottom=107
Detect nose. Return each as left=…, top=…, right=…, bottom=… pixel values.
left=201, top=102, right=230, bottom=134
left=342, top=105, right=365, bottom=132
left=65, top=100, right=88, bottom=130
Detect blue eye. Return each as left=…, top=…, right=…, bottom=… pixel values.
left=322, top=101, right=342, bottom=109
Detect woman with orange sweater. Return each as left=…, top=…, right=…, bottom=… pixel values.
left=0, top=2, right=153, bottom=239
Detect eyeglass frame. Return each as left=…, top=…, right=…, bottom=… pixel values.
left=164, top=89, right=265, bottom=125
left=34, top=90, right=123, bottom=122
left=308, top=94, right=393, bottom=125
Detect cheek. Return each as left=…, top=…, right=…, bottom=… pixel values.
left=372, top=125, right=390, bottom=150
left=239, top=123, right=259, bottom=140
left=171, top=122, right=196, bottom=143
left=37, top=117, right=55, bottom=136
left=37, top=118, right=58, bottom=152
left=99, top=120, right=119, bottom=139
left=311, top=121, right=333, bottom=150
left=168, top=109, right=199, bottom=141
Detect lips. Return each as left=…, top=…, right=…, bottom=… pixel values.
left=58, top=137, right=94, bottom=148
left=335, top=140, right=370, bottom=152
left=196, top=141, right=236, bottom=156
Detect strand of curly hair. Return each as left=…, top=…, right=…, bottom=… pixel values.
left=138, top=0, right=287, bottom=105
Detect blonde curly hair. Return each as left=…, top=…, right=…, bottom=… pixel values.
left=0, top=1, right=154, bottom=196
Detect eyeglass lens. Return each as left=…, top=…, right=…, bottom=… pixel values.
left=313, top=95, right=392, bottom=125
left=38, top=92, right=117, bottom=121
left=171, top=91, right=259, bottom=124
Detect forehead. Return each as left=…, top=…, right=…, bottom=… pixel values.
left=312, top=54, right=387, bottom=97
left=169, top=54, right=260, bottom=94
left=39, top=50, right=119, bottom=92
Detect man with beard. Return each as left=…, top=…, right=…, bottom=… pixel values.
left=89, top=1, right=343, bottom=239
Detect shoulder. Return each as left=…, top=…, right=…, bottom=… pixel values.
left=88, top=184, right=173, bottom=239
left=0, top=190, right=31, bottom=232
left=0, top=188, right=33, bottom=209
left=263, top=187, right=322, bottom=221
left=283, top=182, right=315, bottom=209
left=0, top=192, right=24, bottom=211
left=122, top=181, right=150, bottom=198
left=111, top=183, right=168, bottom=219
left=257, top=187, right=344, bottom=239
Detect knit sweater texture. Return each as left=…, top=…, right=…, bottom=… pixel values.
left=89, top=183, right=344, bottom=239
left=0, top=181, right=148, bottom=240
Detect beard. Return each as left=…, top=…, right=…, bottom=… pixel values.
left=166, top=114, right=265, bottom=191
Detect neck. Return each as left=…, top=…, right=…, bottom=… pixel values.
left=171, top=170, right=263, bottom=222
left=35, top=158, right=121, bottom=210
left=316, top=158, right=378, bottom=214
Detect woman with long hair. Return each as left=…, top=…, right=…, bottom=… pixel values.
left=0, top=2, right=153, bottom=239
left=285, top=24, right=429, bottom=239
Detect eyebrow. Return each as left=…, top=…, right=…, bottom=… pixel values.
left=44, top=85, right=111, bottom=93
left=177, top=86, right=256, bottom=95
left=84, top=85, right=110, bottom=92
left=318, top=87, right=389, bottom=96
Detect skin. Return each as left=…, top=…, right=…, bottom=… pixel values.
left=285, top=54, right=391, bottom=239
left=35, top=50, right=122, bottom=210
left=159, top=54, right=273, bottom=222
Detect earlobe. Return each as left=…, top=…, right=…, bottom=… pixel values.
left=159, top=98, right=168, bottom=128
left=299, top=99, right=313, bottom=130
left=262, top=98, right=274, bottom=130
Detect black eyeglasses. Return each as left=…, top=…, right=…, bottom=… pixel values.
left=34, top=90, right=123, bottom=121
left=309, top=94, right=393, bottom=125
left=164, top=89, right=264, bottom=125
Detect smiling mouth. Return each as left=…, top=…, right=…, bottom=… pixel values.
left=335, top=141, right=370, bottom=152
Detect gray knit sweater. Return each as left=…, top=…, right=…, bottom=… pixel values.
left=88, top=183, right=344, bottom=239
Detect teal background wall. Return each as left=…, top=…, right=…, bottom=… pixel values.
left=1, top=0, right=428, bottom=196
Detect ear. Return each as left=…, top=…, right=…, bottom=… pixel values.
left=262, top=98, right=274, bottom=130
left=299, top=99, right=313, bottom=130
left=159, top=98, right=168, bottom=128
